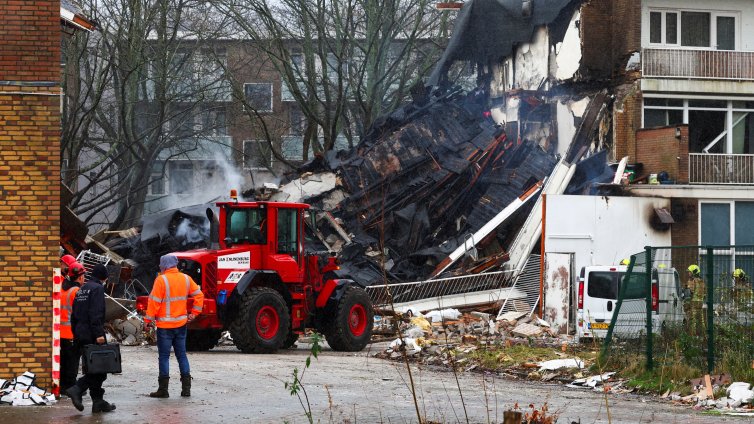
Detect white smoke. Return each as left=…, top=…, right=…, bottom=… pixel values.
left=159, top=152, right=245, bottom=210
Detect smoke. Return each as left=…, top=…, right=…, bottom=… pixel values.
left=159, top=152, right=245, bottom=210
left=174, top=217, right=210, bottom=244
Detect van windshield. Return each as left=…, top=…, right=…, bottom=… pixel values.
left=587, top=272, right=646, bottom=300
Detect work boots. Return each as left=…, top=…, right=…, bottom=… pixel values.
left=65, top=385, right=84, bottom=411
left=149, top=376, right=170, bottom=398
left=92, top=399, right=116, bottom=413
left=180, top=374, right=192, bottom=397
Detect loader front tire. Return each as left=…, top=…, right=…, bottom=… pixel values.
left=229, top=287, right=290, bottom=353
left=324, top=286, right=374, bottom=352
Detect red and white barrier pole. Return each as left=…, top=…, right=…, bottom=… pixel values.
left=52, top=268, right=62, bottom=396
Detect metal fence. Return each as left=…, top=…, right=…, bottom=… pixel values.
left=689, top=153, right=754, bottom=185
left=600, top=246, right=754, bottom=380
left=642, top=48, right=754, bottom=80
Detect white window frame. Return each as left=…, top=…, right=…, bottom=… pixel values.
left=642, top=95, right=754, bottom=153
left=696, top=200, right=754, bottom=274
left=243, top=83, right=274, bottom=113
left=646, top=8, right=740, bottom=50
left=243, top=140, right=273, bottom=170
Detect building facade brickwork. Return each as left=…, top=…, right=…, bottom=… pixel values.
left=0, top=0, right=60, bottom=387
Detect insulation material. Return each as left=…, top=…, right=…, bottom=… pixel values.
left=514, top=27, right=550, bottom=90
left=555, top=10, right=582, bottom=81
left=0, top=372, right=57, bottom=406
left=269, top=172, right=338, bottom=203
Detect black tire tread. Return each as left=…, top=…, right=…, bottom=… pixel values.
left=229, top=287, right=290, bottom=354
left=324, top=286, right=374, bottom=352
left=185, top=329, right=221, bottom=351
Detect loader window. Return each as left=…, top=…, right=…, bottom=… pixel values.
left=226, top=207, right=266, bottom=244
left=277, top=208, right=298, bottom=257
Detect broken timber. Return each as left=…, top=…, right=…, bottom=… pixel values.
left=428, top=180, right=544, bottom=279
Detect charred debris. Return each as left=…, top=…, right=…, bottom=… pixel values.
left=63, top=0, right=623, bottom=292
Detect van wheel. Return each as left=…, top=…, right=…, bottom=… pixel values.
left=230, top=287, right=290, bottom=353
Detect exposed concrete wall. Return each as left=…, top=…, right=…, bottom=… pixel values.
left=554, top=9, right=582, bottom=81
left=0, top=0, right=60, bottom=387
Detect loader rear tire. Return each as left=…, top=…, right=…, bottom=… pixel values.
left=324, top=286, right=374, bottom=352
left=185, top=329, right=221, bottom=351
left=229, top=287, right=290, bottom=353
left=281, top=330, right=299, bottom=349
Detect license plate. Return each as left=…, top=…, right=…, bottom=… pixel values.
left=590, top=322, right=609, bottom=330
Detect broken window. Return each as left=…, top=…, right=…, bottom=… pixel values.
left=643, top=97, right=754, bottom=154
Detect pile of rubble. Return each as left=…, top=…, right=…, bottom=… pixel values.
left=665, top=376, right=754, bottom=415
left=106, top=317, right=150, bottom=346
left=0, top=372, right=56, bottom=406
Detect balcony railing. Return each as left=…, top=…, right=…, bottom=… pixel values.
left=689, top=153, right=754, bottom=184
left=642, top=48, right=754, bottom=80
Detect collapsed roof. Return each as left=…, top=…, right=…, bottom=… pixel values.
left=428, top=0, right=579, bottom=86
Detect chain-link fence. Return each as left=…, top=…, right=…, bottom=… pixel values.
left=600, top=245, right=754, bottom=381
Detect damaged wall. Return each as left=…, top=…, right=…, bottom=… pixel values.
left=580, top=0, right=641, bottom=79
left=514, top=27, right=550, bottom=90
left=544, top=194, right=672, bottom=272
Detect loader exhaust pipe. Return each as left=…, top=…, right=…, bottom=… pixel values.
left=207, top=208, right=220, bottom=250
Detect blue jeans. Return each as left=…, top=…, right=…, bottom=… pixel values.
left=156, top=326, right=190, bottom=377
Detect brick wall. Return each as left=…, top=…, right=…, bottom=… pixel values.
left=580, top=0, right=641, bottom=78
left=0, top=0, right=60, bottom=387
left=612, top=84, right=641, bottom=162
left=635, top=125, right=689, bottom=183
left=671, top=198, right=698, bottom=247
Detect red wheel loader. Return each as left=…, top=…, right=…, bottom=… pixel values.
left=136, top=191, right=374, bottom=353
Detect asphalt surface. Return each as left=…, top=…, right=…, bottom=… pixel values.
left=0, top=342, right=748, bottom=423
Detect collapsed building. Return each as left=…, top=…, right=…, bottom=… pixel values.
left=63, top=0, right=754, bottom=337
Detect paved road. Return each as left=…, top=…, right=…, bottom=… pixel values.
left=0, top=343, right=745, bottom=423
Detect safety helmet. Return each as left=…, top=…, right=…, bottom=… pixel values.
left=620, top=258, right=630, bottom=266
left=733, top=268, right=747, bottom=279
left=687, top=264, right=700, bottom=275
left=68, top=262, right=86, bottom=279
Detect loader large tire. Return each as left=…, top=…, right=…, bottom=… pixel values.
left=281, top=330, right=299, bottom=349
left=185, top=329, right=221, bottom=351
left=229, top=287, right=290, bottom=353
left=324, top=286, right=374, bottom=352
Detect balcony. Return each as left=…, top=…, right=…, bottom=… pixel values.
left=689, top=153, right=754, bottom=184
left=642, top=48, right=754, bottom=81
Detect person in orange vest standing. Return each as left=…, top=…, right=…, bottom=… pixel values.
left=60, top=262, right=85, bottom=393
left=144, top=254, right=204, bottom=398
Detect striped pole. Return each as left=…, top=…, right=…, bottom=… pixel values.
left=52, top=268, right=62, bottom=396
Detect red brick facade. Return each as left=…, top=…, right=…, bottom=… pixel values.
left=0, top=0, right=60, bottom=387
left=635, top=125, right=689, bottom=183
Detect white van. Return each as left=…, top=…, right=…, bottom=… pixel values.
left=575, top=265, right=685, bottom=341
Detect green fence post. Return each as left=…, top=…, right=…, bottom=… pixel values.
left=706, top=246, right=714, bottom=374
left=645, top=246, right=653, bottom=371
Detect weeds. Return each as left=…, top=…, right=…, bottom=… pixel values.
left=284, top=331, right=323, bottom=424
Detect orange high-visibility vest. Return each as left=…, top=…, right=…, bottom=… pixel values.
left=60, top=286, right=79, bottom=339
left=145, top=268, right=204, bottom=329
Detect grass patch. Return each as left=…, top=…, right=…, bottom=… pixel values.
left=465, top=344, right=597, bottom=372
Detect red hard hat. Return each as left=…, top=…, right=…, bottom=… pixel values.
left=60, top=255, right=77, bottom=267
left=68, top=262, right=86, bottom=279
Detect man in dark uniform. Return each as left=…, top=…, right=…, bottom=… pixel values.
left=66, top=264, right=116, bottom=413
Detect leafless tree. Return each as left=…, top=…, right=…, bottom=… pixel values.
left=216, top=0, right=451, bottom=158
left=62, top=0, right=236, bottom=230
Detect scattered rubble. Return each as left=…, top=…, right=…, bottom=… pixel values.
left=0, top=372, right=56, bottom=406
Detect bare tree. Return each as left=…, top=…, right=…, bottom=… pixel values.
left=62, top=0, right=236, bottom=230
left=216, top=0, right=450, bottom=159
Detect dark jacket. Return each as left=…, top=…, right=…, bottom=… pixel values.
left=71, top=277, right=106, bottom=342
left=62, top=277, right=80, bottom=292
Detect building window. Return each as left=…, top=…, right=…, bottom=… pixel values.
left=289, top=105, right=305, bottom=136
left=643, top=97, right=754, bottom=154
left=200, top=106, right=227, bottom=136
left=243, top=83, right=273, bottom=112
left=169, top=162, right=193, bottom=194
left=243, top=140, right=272, bottom=169
left=647, top=9, right=737, bottom=50
left=699, top=201, right=754, bottom=278
left=149, top=161, right=166, bottom=196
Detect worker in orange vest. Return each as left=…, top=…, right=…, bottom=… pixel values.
left=144, top=254, right=204, bottom=398
left=60, top=262, right=85, bottom=393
